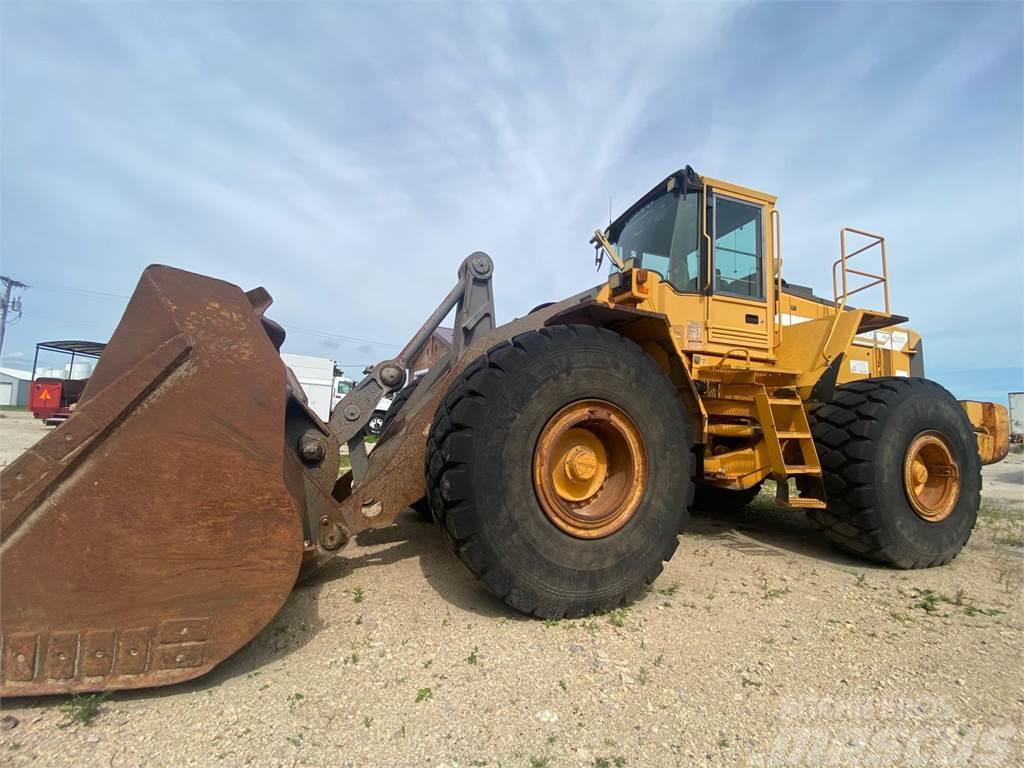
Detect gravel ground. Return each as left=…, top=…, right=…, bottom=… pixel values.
left=1, top=410, right=1021, bottom=767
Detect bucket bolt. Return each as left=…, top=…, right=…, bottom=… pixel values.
left=298, top=431, right=327, bottom=464
left=320, top=515, right=348, bottom=551
left=377, top=362, right=404, bottom=389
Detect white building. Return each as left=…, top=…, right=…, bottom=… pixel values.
left=0, top=367, right=32, bottom=407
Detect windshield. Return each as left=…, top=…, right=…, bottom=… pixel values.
left=612, top=191, right=701, bottom=292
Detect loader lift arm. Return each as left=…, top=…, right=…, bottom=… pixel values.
left=328, top=252, right=496, bottom=482
left=309, top=257, right=593, bottom=573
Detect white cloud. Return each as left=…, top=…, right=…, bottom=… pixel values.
left=1, top=1, right=1020, bottom=398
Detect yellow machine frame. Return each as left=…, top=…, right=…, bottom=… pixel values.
left=583, top=172, right=1008, bottom=508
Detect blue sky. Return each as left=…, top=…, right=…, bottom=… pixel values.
left=1, top=1, right=1021, bottom=402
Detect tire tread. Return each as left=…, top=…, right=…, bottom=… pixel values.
left=425, top=324, right=693, bottom=618
left=806, top=377, right=977, bottom=568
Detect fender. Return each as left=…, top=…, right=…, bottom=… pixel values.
left=545, top=297, right=706, bottom=441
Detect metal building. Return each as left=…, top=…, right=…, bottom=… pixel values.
left=0, top=367, right=32, bottom=407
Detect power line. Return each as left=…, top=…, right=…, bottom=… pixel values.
left=18, top=312, right=116, bottom=332
left=33, top=283, right=131, bottom=301
left=277, top=323, right=401, bottom=347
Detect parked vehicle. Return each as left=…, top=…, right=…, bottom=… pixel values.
left=1009, top=391, right=1023, bottom=444
left=27, top=340, right=104, bottom=425
left=281, top=354, right=391, bottom=428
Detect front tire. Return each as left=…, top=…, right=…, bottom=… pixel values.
left=807, top=377, right=981, bottom=568
left=425, top=324, right=694, bottom=618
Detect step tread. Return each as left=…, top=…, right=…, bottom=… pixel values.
left=707, top=423, right=761, bottom=437
left=782, top=498, right=828, bottom=509
left=768, top=397, right=803, bottom=406
left=783, top=464, right=822, bottom=475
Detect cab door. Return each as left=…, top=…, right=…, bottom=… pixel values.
left=704, top=189, right=775, bottom=360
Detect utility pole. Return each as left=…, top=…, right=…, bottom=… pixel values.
left=0, top=275, right=29, bottom=361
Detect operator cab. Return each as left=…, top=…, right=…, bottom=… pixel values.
left=606, top=165, right=769, bottom=302
left=601, top=166, right=779, bottom=361
left=600, top=167, right=903, bottom=363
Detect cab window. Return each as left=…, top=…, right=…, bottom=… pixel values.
left=712, top=195, right=764, bottom=301
left=613, top=192, right=701, bottom=293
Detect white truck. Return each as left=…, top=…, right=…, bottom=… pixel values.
left=1010, top=391, right=1023, bottom=444
left=280, top=353, right=392, bottom=433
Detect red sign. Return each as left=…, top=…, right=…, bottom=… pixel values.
left=30, top=381, right=62, bottom=420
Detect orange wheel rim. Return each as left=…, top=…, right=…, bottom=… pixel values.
left=903, top=431, right=960, bottom=522
left=533, top=400, right=646, bottom=539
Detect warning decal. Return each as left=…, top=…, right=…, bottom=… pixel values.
left=685, top=320, right=703, bottom=350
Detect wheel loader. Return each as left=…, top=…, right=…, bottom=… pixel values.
left=0, top=166, right=1009, bottom=696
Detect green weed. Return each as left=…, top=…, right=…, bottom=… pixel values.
left=915, top=589, right=940, bottom=613
left=657, top=582, right=680, bottom=597
left=606, top=608, right=630, bottom=628
left=58, top=692, right=111, bottom=728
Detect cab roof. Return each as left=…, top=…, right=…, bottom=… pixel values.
left=606, top=166, right=777, bottom=242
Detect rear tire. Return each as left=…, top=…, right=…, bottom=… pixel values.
left=807, top=377, right=980, bottom=568
left=425, top=324, right=694, bottom=618
left=691, top=482, right=764, bottom=513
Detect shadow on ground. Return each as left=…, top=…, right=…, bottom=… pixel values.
left=6, top=499, right=887, bottom=710
left=687, top=498, right=889, bottom=571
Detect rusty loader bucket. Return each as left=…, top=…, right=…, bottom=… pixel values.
left=1, top=253, right=560, bottom=696
left=0, top=266, right=313, bottom=695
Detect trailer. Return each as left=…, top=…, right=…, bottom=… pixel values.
left=29, top=340, right=105, bottom=424
left=280, top=353, right=338, bottom=422
left=1010, top=392, right=1024, bottom=444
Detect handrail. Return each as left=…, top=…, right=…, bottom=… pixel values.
left=709, top=347, right=753, bottom=369
left=819, top=227, right=891, bottom=363
left=819, top=292, right=849, bottom=363
left=702, top=183, right=713, bottom=291
left=772, top=208, right=782, bottom=350
left=833, top=227, right=890, bottom=314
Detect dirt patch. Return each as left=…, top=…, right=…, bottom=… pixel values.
left=0, top=411, right=49, bottom=468
left=0, top=418, right=1021, bottom=767
left=982, top=449, right=1024, bottom=507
